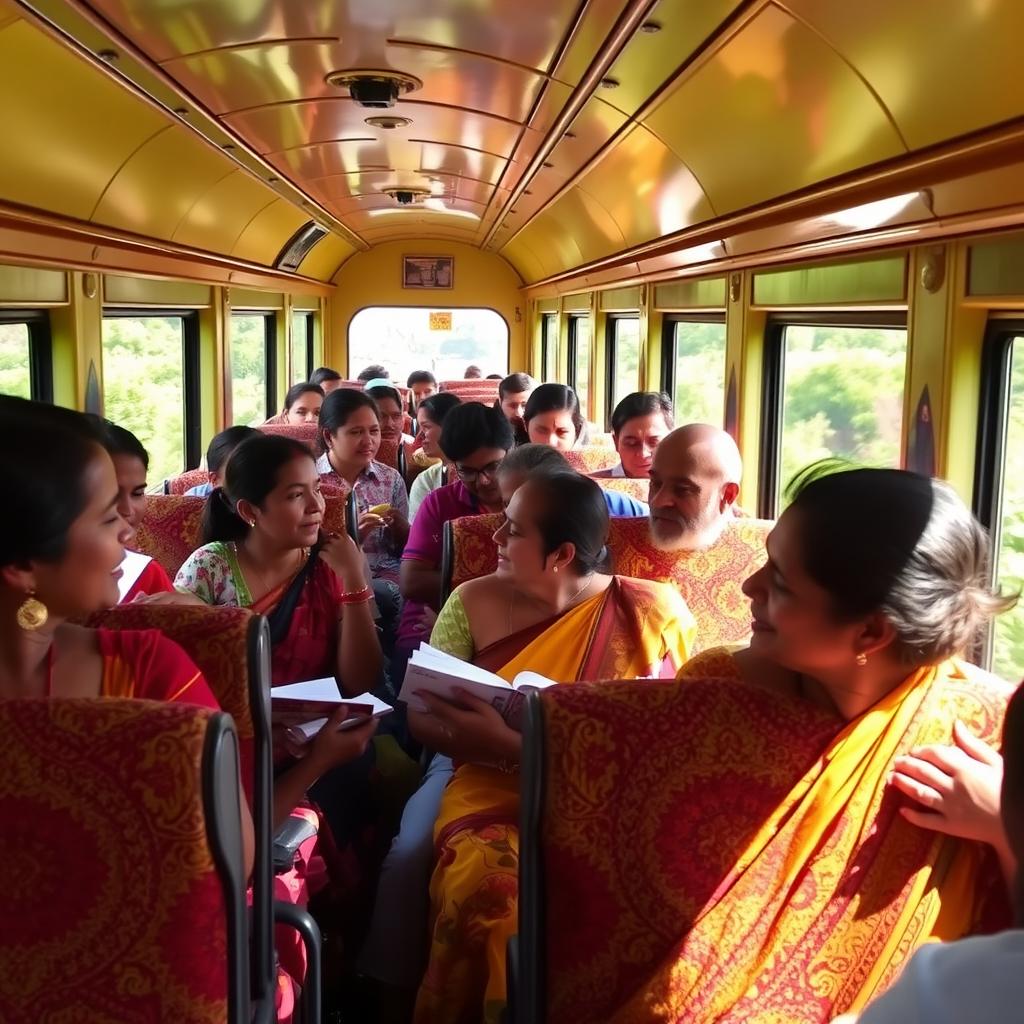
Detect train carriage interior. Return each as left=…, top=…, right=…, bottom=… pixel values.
left=3, top=0, right=1024, bottom=1021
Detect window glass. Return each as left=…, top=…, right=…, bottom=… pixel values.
left=291, top=312, right=312, bottom=384
left=0, top=323, right=31, bottom=399
left=779, top=324, right=907, bottom=500
left=570, top=316, right=591, bottom=419
left=102, top=315, right=185, bottom=485
left=542, top=313, right=558, bottom=382
left=348, top=307, right=508, bottom=383
left=610, top=317, right=641, bottom=412
left=672, top=320, right=727, bottom=425
left=992, top=335, right=1024, bottom=681
left=231, top=313, right=269, bottom=426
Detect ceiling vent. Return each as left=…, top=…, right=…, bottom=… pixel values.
left=275, top=221, right=329, bottom=271
left=365, top=115, right=412, bottom=130
left=382, top=187, right=432, bottom=206
left=325, top=69, right=422, bottom=109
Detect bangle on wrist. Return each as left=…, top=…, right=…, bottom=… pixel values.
left=341, top=585, right=372, bottom=605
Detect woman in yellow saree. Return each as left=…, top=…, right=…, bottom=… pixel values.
left=409, top=472, right=697, bottom=1024
left=536, top=465, right=1019, bottom=1023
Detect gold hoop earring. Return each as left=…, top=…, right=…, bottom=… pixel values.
left=17, top=592, right=48, bottom=631
left=855, top=653, right=868, bottom=667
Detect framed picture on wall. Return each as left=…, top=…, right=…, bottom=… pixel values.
left=402, top=255, right=454, bottom=289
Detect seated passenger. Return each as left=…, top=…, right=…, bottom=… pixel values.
left=581, top=465, right=1017, bottom=1023
left=316, top=389, right=409, bottom=585
left=412, top=473, right=696, bottom=1023
left=852, top=681, right=1024, bottom=1024
left=406, top=370, right=438, bottom=412
left=463, top=364, right=483, bottom=379
left=358, top=364, right=389, bottom=383
left=280, top=382, right=324, bottom=426
left=0, top=395, right=255, bottom=869
left=87, top=416, right=174, bottom=601
left=311, top=366, right=344, bottom=394
left=365, top=381, right=416, bottom=446
left=184, top=425, right=256, bottom=497
left=496, top=372, right=535, bottom=444
left=396, top=403, right=514, bottom=675
left=593, top=391, right=673, bottom=479
left=497, top=443, right=648, bottom=517
left=524, top=382, right=585, bottom=451
left=409, top=393, right=462, bottom=522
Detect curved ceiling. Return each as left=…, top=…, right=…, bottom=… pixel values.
left=5, top=0, right=1024, bottom=285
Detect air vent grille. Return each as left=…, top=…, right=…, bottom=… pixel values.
left=275, top=221, right=329, bottom=272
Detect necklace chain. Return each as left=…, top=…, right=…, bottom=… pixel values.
left=507, top=574, right=594, bottom=633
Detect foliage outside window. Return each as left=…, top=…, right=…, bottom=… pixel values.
left=0, top=323, right=31, bottom=399
left=779, top=324, right=907, bottom=500
left=231, top=314, right=269, bottom=426
left=672, top=320, right=726, bottom=425
left=611, top=317, right=641, bottom=412
left=348, top=307, right=508, bottom=383
left=570, top=315, right=591, bottom=418
left=992, top=336, right=1024, bottom=682
left=102, top=316, right=185, bottom=486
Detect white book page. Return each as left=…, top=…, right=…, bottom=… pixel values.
left=116, top=550, right=152, bottom=603
left=511, top=671, right=558, bottom=692
left=271, top=678, right=343, bottom=702
left=287, top=692, right=393, bottom=740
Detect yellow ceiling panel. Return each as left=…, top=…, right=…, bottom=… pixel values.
left=642, top=4, right=904, bottom=215
left=601, top=0, right=746, bottom=115
left=173, top=169, right=281, bottom=253
left=297, top=233, right=356, bottom=281
left=231, top=198, right=308, bottom=264
left=501, top=236, right=548, bottom=284
left=551, top=0, right=636, bottom=86
left=783, top=0, right=1024, bottom=150
left=92, top=124, right=237, bottom=238
left=0, top=19, right=168, bottom=221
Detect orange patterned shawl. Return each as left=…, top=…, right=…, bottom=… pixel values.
left=538, top=649, right=1012, bottom=1023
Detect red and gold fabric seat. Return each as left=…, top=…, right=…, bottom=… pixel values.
left=0, top=698, right=244, bottom=1024
left=563, top=447, right=620, bottom=474
left=438, top=379, right=501, bottom=404
left=165, top=468, right=209, bottom=494
left=591, top=476, right=650, bottom=503
left=257, top=422, right=320, bottom=452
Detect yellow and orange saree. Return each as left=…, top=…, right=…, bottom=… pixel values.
left=536, top=649, right=1013, bottom=1023
left=413, top=576, right=696, bottom=1024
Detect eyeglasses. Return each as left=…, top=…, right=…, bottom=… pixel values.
left=454, top=459, right=503, bottom=483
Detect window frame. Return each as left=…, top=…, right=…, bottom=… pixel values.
left=230, top=310, right=277, bottom=424
left=971, top=318, right=1023, bottom=669
left=567, top=313, right=590, bottom=398
left=540, top=312, right=558, bottom=382
left=605, top=313, right=641, bottom=429
left=758, top=312, right=908, bottom=519
left=100, top=308, right=201, bottom=470
left=659, top=312, right=727, bottom=415
left=292, top=310, right=314, bottom=383
left=0, top=309, right=53, bottom=402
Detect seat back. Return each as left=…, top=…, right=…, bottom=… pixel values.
left=442, top=514, right=770, bottom=652
left=256, top=422, right=319, bottom=452
left=137, top=494, right=351, bottom=578
left=438, top=379, right=501, bottom=404
left=591, top=476, right=650, bottom=504
left=375, top=437, right=400, bottom=472
left=562, top=447, right=619, bottom=474
left=0, top=698, right=248, bottom=1024
left=588, top=432, right=616, bottom=449
left=166, top=468, right=209, bottom=495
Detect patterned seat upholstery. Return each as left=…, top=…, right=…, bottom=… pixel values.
left=592, top=476, right=649, bottom=503
left=438, top=379, right=501, bottom=404
left=563, top=447, right=619, bottom=474
left=588, top=432, right=616, bottom=448
left=166, top=468, right=209, bottom=495
left=257, top=422, right=319, bottom=452
left=0, top=698, right=246, bottom=1024
left=137, top=495, right=350, bottom=578
left=375, top=437, right=400, bottom=471
left=443, top=514, right=770, bottom=653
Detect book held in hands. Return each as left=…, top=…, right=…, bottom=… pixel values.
left=271, top=677, right=393, bottom=743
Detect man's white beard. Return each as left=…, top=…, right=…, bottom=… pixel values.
left=648, top=508, right=727, bottom=553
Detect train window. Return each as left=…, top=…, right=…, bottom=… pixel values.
left=541, top=313, right=558, bottom=382
left=0, top=311, right=53, bottom=402
left=975, top=324, right=1024, bottom=680
left=348, top=306, right=508, bottom=382
left=760, top=320, right=908, bottom=516
left=291, top=311, right=313, bottom=384
left=231, top=312, right=275, bottom=426
left=102, top=313, right=196, bottom=485
left=607, top=315, right=641, bottom=422
left=662, top=317, right=727, bottom=425
left=568, top=314, right=591, bottom=417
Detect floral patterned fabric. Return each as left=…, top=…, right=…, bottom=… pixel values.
left=0, top=697, right=230, bottom=1023
left=438, top=380, right=501, bottom=403
left=166, top=468, right=209, bottom=495
left=533, top=655, right=1011, bottom=1024
left=592, top=476, right=650, bottom=503
left=257, top=422, right=319, bottom=452
left=563, top=447, right=620, bottom=474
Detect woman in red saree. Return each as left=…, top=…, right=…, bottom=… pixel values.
left=536, top=465, right=1019, bottom=1023
left=408, top=472, right=697, bottom=1024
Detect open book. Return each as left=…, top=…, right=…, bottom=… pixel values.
left=271, top=677, right=393, bottom=743
left=398, top=644, right=556, bottom=730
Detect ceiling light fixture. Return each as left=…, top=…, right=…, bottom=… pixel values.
left=365, top=115, right=413, bottom=130
left=325, top=69, right=422, bottom=109
left=599, top=76, right=620, bottom=89
left=640, top=20, right=662, bottom=32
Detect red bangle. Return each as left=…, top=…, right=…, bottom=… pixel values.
left=341, top=586, right=372, bottom=605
